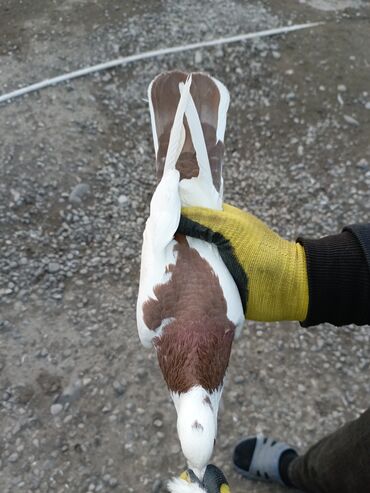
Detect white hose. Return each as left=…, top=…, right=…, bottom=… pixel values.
left=0, top=22, right=323, bottom=105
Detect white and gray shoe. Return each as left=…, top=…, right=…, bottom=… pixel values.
left=233, top=434, right=298, bottom=487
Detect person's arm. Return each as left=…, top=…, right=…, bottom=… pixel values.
left=298, top=224, right=370, bottom=326
left=178, top=204, right=370, bottom=327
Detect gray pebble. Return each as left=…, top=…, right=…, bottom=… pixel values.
left=112, top=381, right=125, bottom=396
left=102, top=402, right=112, bottom=413
left=50, top=404, right=63, bottom=416
left=109, top=477, right=118, bottom=488
left=152, top=479, right=163, bottom=493
left=48, top=262, right=61, bottom=274
left=343, top=114, right=360, bottom=126
left=118, top=194, right=129, bottom=206
left=69, top=183, right=90, bottom=204
left=8, top=452, right=19, bottom=463
left=170, top=444, right=181, bottom=455
left=357, top=158, right=369, bottom=170
left=2, top=391, right=11, bottom=401
left=194, top=50, right=203, bottom=64
left=38, top=347, right=49, bottom=358
left=234, top=375, right=245, bottom=384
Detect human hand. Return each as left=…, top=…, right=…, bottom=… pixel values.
left=178, top=204, right=308, bottom=322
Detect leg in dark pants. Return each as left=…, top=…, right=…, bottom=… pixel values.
left=289, top=408, right=370, bottom=493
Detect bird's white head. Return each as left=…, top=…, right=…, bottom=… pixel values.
left=172, top=386, right=222, bottom=480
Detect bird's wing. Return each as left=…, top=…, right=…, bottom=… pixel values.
left=136, top=170, right=180, bottom=348
left=137, top=76, right=193, bottom=348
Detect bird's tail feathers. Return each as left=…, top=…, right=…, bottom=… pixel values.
left=164, top=75, right=192, bottom=175
left=148, top=70, right=230, bottom=209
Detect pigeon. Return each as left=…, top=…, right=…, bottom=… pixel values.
left=137, top=70, right=244, bottom=487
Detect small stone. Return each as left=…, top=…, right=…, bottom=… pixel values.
left=64, top=414, right=73, bottom=424
left=194, top=50, right=203, bottom=64
left=272, top=51, right=281, bottom=59
left=102, top=402, right=112, bottom=413
left=170, top=444, right=181, bottom=454
left=8, top=452, right=19, bottom=463
left=337, top=84, right=346, bottom=92
left=215, top=46, right=223, bottom=58
left=0, top=288, right=13, bottom=296
left=10, top=189, right=21, bottom=202
left=109, top=478, right=118, bottom=488
left=137, top=368, right=147, bottom=379
left=36, top=369, right=62, bottom=395
left=118, top=195, right=129, bottom=206
left=102, top=73, right=112, bottom=82
left=38, top=347, right=49, bottom=358
left=153, top=419, right=163, bottom=428
left=69, top=183, right=90, bottom=205
left=13, top=384, right=34, bottom=404
left=112, top=381, right=125, bottom=396
left=2, top=391, right=11, bottom=401
left=343, top=115, right=359, bottom=126
left=50, top=403, right=63, bottom=416
left=48, top=262, right=60, bottom=273
left=234, top=375, right=245, bottom=384
left=152, top=479, right=162, bottom=493
left=357, top=158, right=369, bottom=170
left=365, top=102, right=370, bottom=110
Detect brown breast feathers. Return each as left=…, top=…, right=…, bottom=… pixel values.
left=143, top=236, right=235, bottom=393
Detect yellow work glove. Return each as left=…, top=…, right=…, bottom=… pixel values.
left=178, top=204, right=308, bottom=322
left=179, top=465, right=231, bottom=492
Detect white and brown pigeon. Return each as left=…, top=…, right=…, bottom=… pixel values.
left=137, top=71, right=244, bottom=490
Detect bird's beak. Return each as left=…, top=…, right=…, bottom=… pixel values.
left=180, top=469, right=203, bottom=485
left=180, top=465, right=231, bottom=492
left=202, top=464, right=230, bottom=492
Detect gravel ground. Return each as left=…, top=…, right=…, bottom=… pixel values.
left=1, top=1, right=369, bottom=492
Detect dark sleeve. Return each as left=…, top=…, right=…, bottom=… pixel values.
left=297, top=224, right=370, bottom=327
